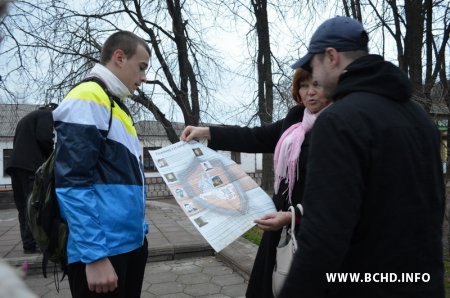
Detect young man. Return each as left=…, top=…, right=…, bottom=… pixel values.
left=280, top=16, right=445, bottom=297
left=6, top=103, right=58, bottom=254
left=53, top=31, right=150, bottom=298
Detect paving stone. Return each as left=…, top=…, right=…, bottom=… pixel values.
left=42, top=288, right=72, bottom=298
left=166, top=232, right=199, bottom=243
left=147, top=281, right=185, bottom=295
left=171, top=263, right=202, bottom=274
left=177, top=272, right=211, bottom=284
left=195, top=257, right=223, bottom=267
left=159, top=293, right=194, bottom=298
left=0, top=238, right=20, bottom=245
left=140, top=292, right=157, bottom=298
left=202, top=265, right=233, bottom=276
left=141, top=280, right=152, bottom=291
left=184, top=282, right=221, bottom=296
left=160, top=225, right=183, bottom=232
left=145, top=271, right=178, bottom=283
left=221, top=283, right=248, bottom=297
left=211, top=273, right=245, bottom=286
left=198, top=295, right=234, bottom=298
left=1, top=233, right=21, bottom=240
left=145, top=262, right=173, bottom=274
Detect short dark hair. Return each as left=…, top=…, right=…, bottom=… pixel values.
left=340, top=50, right=368, bottom=61
left=100, top=31, right=151, bottom=65
left=314, top=49, right=368, bottom=64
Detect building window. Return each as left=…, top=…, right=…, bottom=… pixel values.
left=143, top=147, right=160, bottom=172
left=3, top=149, right=12, bottom=177
left=231, top=151, right=241, bottom=164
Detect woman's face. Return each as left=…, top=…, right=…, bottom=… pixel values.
left=298, top=78, right=331, bottom=114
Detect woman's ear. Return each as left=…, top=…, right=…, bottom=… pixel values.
left=296, top=89, right=304, bottom=106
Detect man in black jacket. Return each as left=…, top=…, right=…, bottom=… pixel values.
left=6, top=103, right=58, bottom=253
left=280, top=16, right=445, bottom=298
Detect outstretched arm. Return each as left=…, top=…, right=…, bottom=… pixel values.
left=180, top=126, right=211, bottom=141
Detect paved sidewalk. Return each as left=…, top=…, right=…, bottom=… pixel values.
left=0, top=198, right=258, bottom=297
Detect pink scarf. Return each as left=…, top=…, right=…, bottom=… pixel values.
left=273, top=107, right=327, bottom=204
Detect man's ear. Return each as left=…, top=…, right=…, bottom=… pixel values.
left=324, top=47, right=340, bottom=68
left=111, top=49, right=126, bottom=67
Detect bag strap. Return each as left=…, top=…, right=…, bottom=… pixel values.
left=287, top=203, right=303, bottom=250
left=82, top=76, right=132, bottom=119
left=72, top=77, right=117, bottom=138
left=288, top=204, right=303, bottom=231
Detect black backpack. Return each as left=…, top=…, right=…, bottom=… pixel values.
left=26, top=77, right=117, bottom=280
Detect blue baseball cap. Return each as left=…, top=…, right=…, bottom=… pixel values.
left=291, top=16, right=368, bottom=69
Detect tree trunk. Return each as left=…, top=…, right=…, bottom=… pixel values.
left=404, top=0, right=426, bottom=109
left=251, top=0, right=274, bottom=192
left=385, top=0, right=407, bottom=73
left=167, top=0, right=200, bottom=127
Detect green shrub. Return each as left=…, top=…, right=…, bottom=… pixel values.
left=243, top=226, right=263, bottom=246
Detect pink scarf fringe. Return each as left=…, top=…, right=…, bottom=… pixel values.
left=273, top=107, right=325, bottom=204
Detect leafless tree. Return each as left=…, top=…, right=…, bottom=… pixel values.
left=0, top=0, right=225, bottom=143
left=342, top=0, right=450, bottom=112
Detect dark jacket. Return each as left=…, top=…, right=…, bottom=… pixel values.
left=209, top=105, right=310, bottom=298
left=6, top=109, right=54, bottom=174
left=280, top=55, right=445, bottom=298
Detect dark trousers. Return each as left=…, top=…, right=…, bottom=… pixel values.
left=67, top=238, right=148, bottom=298
left=9, top=167, right=36, bottom=250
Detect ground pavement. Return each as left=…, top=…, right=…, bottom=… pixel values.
left=0, top=198, right=259, bottom=298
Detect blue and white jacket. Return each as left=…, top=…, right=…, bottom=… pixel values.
left=53, top=64, right=148, bottom=264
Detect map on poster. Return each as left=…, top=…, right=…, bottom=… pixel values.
left=149, top=141, right=276, bottom=252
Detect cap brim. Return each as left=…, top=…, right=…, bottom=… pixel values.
left=291, top=53, right=313, bottom=70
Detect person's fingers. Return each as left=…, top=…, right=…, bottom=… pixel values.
left=86, top=259, right=118, bottom=293
left=257, top=212, right=278, bottom=220
left=104, top=272, right=118, bottom=292
left=92, top=280, right=116, bottom=293
left=254, top=218, right=266, bottom=224
left=100, top=285, right=109, bottom=293
left=106, top=282, right=115, bottom=293
left=109, top=274, right=118, bottom=292
left=180, top=126, right=191, bottom=141
left=257, top=223, right=276, bottom=231
left=255, top=218, right=274, bottom=227
left=256, top=223, right=268, bottom=230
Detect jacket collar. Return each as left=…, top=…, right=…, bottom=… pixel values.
left=88, top=64, right=131, bottom=101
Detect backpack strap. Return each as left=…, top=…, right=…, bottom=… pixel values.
left=72, top=77, right=118, bottom=138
